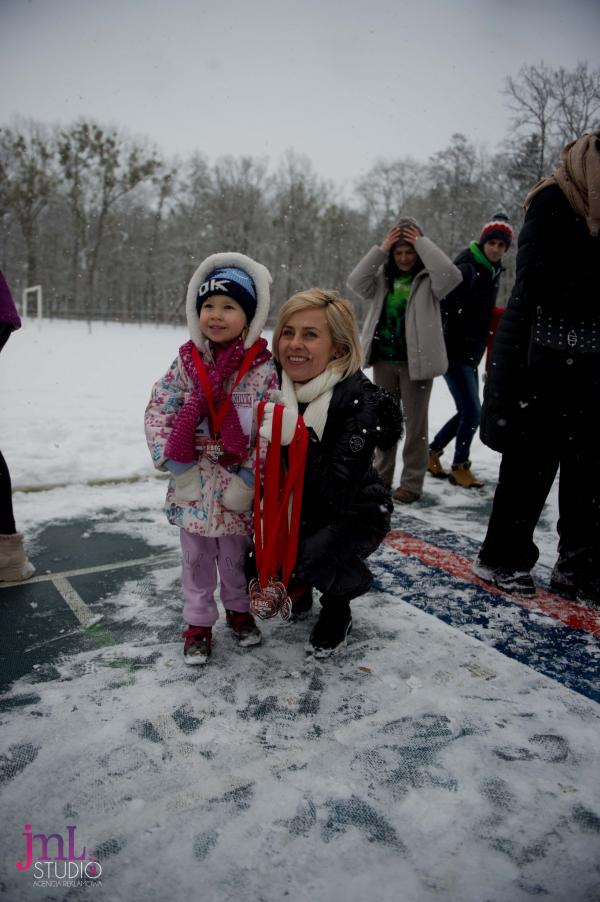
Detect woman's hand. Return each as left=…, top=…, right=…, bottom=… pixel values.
left=400, top=224, right=423, bottom=246
left=382, top=223, right=423, bottom=251
left=381, top=225, right=403, bottom=252
left=259, top=402, right=298, bottom=446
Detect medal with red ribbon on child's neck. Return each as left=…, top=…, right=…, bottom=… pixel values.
left=191, top=342, right=262, bottom=462
left=249, top=401, right=309, bottom=621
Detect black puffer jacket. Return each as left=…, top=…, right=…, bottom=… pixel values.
left=293, top=370, right=403, bottom=590
left=441, top=245, right=501, bottom=367
left=480, top=183, right=600, bottom=452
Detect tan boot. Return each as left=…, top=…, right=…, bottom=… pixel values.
left=427, top=448, right=448, bottom=479
left=392, top=487, right=421, bottom=503
left=449, top=462, right=483, bottom=489
left=0, top=533, right=35, bottom=582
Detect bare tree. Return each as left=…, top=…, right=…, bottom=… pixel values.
left=0, top=120, right=55, bottom=288
left=502, top=61, right=600, bottom=181
left=424, top=133, right=488, bottom=253
left=355, top=157, right=424, bottom=235
left=271, top=151, right=330, bottom=307
left=553, top=62, right=600, bottom=144
left=57, top=121, right=161, bottom=315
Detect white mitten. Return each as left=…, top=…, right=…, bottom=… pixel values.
left=222, top=472, right=255, bottom=512
left=259, top=402, right=298, bottom=446
left=173, top=466, right=202, bottom=503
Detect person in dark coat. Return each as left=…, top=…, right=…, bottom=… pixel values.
left=258, top=288, right=403, bottom=657
left=472, top=129, right=600, bottom=602
left=0, top=271, right=35, bottom=581
left=428, top=211, right=513, bottom=488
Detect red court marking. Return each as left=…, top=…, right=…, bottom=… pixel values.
left=385, top=529, right=600, bottom=637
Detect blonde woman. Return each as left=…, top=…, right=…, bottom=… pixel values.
left=258, top=289, right=402, bottom=657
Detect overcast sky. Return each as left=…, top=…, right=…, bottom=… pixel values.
left=1, top=0, right=599, bottom=187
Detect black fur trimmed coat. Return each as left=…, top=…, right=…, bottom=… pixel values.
left=293, top=370, right=403, bottom=596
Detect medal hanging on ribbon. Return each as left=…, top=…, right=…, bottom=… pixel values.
left=191, top=342, right=262, bottom=461
left=249, top=401, right=309, bottom=621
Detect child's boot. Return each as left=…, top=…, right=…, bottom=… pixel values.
left=182, top=625, right=212, bottom=664
left=0, top=533, right=35, bottom=582
left=225, top=610, right=262, bottom=647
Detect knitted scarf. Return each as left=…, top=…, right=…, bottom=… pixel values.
left=279, top=367, right=343, bottom=440
left=165, top=337, right=270, bottom=464
left=525, top=128, right=600, bottom=237
left=469, top=241, right=500, bottom=278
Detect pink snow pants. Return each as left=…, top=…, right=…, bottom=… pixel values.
left=180, top=530, right=252, bottom=627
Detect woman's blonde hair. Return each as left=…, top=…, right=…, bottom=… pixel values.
left=272, top=288, right=364, bottom=380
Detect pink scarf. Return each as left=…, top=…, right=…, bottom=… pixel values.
left=165, top=337, right=270, bottom=465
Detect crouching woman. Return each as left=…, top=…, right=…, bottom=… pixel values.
left=259, top=289, right=403, bottom=658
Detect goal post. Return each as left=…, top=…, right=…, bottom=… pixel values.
left=22, top=285, right=43, bottom=319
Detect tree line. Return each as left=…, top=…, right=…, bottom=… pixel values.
left=1, top=61, right=598, bottom=325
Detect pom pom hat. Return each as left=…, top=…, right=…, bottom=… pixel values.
left=186, top=252, right=272, bottom=351
left=479, top=211, right=513, bottom=250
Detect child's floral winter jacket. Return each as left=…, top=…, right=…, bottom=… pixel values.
left=145, top=342, right=278, bottom=537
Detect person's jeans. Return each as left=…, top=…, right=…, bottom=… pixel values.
left=431, top=364, right=480, bottom=464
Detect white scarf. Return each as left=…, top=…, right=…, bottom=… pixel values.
left=280, top=368, right=343, bottom=440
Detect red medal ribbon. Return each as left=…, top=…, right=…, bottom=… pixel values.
left=250, top=401, right=309, bottom=619
left=191, top=341, right=262, bottom=438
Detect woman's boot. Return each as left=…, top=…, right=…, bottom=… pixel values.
left=0, top=533, right=35, bottom=582
left=449, top=461, right=483, bottom=488
left=427, top=448, right=448, bottom=479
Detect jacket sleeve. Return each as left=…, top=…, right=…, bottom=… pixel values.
left=479, top=294, right=531, bottom=452
left=347, top=246, right=387, bottom=299
left=144, top=357, right=191, bottom=470
left=440, top=259, right=474, bottom=312
left=414, top=236, right=463, bottom=300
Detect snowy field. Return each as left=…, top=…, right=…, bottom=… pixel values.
left=1, top=320, right=598, bottom=902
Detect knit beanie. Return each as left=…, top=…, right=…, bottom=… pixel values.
left=392, top=216, right=423, bottom=249
left=196, top=267, right=257, bottom=323
left=479, top=211, right=513, bottom=250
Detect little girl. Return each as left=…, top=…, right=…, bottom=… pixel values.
left=145, top=252, right=279, bottom=664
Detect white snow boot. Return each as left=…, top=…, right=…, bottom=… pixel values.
left=0, top=532, right=35, bottom=582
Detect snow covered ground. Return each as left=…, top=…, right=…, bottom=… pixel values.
left=1, top=320, right=597, bottom=902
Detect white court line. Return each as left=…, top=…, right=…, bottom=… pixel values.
left=0, top=551, right=179, bottom=629
left=49, top=576, right=98, bottom=628
left=0, top=551, right=178, bottom=589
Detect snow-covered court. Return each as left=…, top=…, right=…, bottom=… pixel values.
left=1, top=321, right=599, bottom=901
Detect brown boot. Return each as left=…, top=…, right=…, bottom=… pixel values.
left=427, top=448, right=448, bottom=479
left=0, top=533, right=35, bottom=582
left=392, top=487, right=421, bottom=503
left=449, top=462, right=483, bottom=488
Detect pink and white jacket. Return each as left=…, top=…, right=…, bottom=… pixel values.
left=145, top=252, right=278, bottom=537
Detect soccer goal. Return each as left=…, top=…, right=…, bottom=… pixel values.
left=22, top=285, right=43, bottom=319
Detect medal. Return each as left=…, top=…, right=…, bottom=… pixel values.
left=249, top=577, right=292, bottom=621
left=196, top=435, right=225, bottom=463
